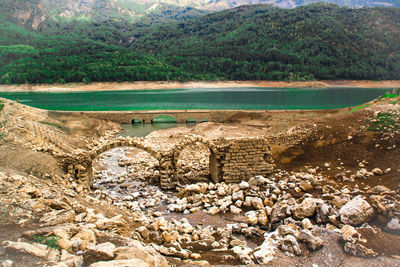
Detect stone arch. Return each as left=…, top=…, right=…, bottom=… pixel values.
left=81, top=138, right=165, bottom=187
left=185, top=118, right=197, bottom=123
left=172, top=136, right=221, bottom=183
left=132, top=118, right=143, bottom=124
left=151, top=115, right=177, bottom=123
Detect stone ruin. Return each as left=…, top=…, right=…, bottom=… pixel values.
left=62, top=135, right=276, bottom=190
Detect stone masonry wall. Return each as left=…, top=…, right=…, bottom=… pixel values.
left=220, top=138, right=275, bottom=183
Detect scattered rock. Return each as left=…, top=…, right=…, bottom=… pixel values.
left=2, top=241, right=59, bottom=261
left=293, top=198, right=317, bottom=220
left=339, top=195, right=374, bottom=226
left=83, top=242, right=116, bottom=264
left=299, top=229, right=323, bottom=251
left=280, top=235, right=301, bottom=255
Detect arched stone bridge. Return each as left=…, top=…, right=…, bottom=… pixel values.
left=63, top=135, right=275, bottom=190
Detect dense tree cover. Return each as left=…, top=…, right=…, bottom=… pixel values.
left=0, top=4, right=399, bottom=84
left=130, top=4, right=400, bottom=81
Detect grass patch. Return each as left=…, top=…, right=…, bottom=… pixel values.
left=381, top=94, right=399, bottom=99
left=33, top=235, right=60, bottom=249
left=39, top=121, right=69, bottom=132
left=0, top=101, right=4, bottom=112
left=350, top=103, right=370, bottom=113
left=367, top=112, right=400, bottom=132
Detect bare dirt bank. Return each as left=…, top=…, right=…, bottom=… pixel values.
left=1, top=80, right=400, bottom=92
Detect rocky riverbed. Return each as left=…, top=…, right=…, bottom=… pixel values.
left=88, top=142, right=400, bottom=265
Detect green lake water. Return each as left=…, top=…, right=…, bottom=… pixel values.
left=0, top=87, right=392, bottom=111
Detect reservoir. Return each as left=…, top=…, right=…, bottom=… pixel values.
left=0, top=87, right=392, bottom=111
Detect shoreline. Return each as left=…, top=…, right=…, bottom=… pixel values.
left=0, top=80, right=399, bottom=92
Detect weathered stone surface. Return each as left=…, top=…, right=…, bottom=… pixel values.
left=387, top=217, right=400, bottom=231
left=230, top=205, right=242, bottom=214
left=2, top=241, right=60, bottom=261
left=253, top=235, right=278, bottom=265
left=95, top=215, right=125, bottom=230
left=252, top=197, right=264, bottom=210
left=162, top=231, right=179, bottom=243
left=279, top=235, right=301, bottom=255
left=232, top=190, right=244, bottom=202
left=73, top=228, right=96, bottom=244
left=83, top=242, right=116, bottom=264
left=299, top=229, right=323, bottom=251
left=89, top=259, right=149, bottom=267
left=339, top=195, right=374, bottom=226
left=293, top=198, right=317, bottom=220
left=299, top=181, right=313, bottom=192
left=270, top=203, right=290, bottom=225
left=232, top=245, right=254, bottom=265
left=301, top=218, right=313, bottom=229
left=115, top=243, right=168, bottom=267
left=245, top=211, right=258, bottom=225
left=39, top=210, right=76, bottom=226
left=371, top=168, right=383, bottom=176
left=341, top=225, right=358, bottom=242
left=208, top=207, right=220, bottom=215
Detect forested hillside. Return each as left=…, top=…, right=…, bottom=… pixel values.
left=0, top=3, right=399, bottom=84
left=130, top=4, right=400, bottom=80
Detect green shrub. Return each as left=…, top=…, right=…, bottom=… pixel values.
left=33, top=234, right=60, bottom=249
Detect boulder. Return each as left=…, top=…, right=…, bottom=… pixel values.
left=253, top=235, right=278, bottom=265
left=115, top=242, right=168, bottom=267
left=299, top=229, right=323, bottom=251
left=299, top=181, right=313, bottom=192
left=232, top=246, right=254, bottom=265
left=252, top=197, right=264, bottom=210
left=232, top=191, right=244, bottom=202
left=371, top=168, right=383, bottom=176
left=95, top=215, right=125, bottom=231
left=2, top=241, right=59, bottom=261
left=316, top=202, right=332, bottom=223
left=83, top=242, right=116, bottom=264
left=341, top=225, right=358, bottom=242
left=339, top=195, right=374, bottom=226
left=270, top=203, right=290, bottom=225
left=387, top=217, right=400, bottom=231
left=208, top=207, right=220, bottom=215
left=230, top=205, right=242, bottom=214
left=293, top=198, right=317, bottom=220
left=279, top=235, right=301, bottom=255
left=245, top=211, right=258, bottom=225
left=162, top=231, right=179, bottom=243
left=301, top=218, right=313, bottom=230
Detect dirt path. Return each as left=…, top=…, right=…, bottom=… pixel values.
left=0, top=80, right=400, bottom=92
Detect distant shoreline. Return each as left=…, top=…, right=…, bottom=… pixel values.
left=0, top=80, right=400, bottom=92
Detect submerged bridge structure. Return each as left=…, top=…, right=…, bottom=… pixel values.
left=74, top=110, right=214, bottom=124
left=63, top=135, right=276, bottom=189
